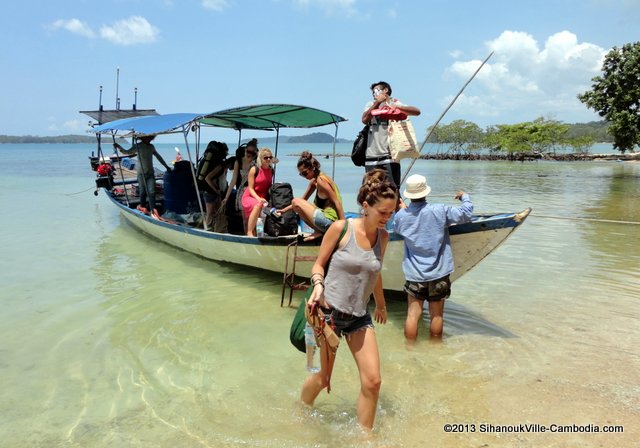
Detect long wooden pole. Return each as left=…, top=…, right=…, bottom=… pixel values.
left=400, top=51, right=494, bottom=186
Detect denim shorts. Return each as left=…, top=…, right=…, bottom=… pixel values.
left=322, top=307, right=374, bottom=337
left=404, top=275, right=451, bottom=302
left=312, top=209, right=335, bottom=232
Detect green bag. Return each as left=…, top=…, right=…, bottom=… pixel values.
left=289, top=287, right=313, bottom=353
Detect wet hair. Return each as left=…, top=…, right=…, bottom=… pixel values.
left=257, top=147, right=273, bottom=166
left=357, top=169, right=398, bottom=206
left=297, top=150, right=321, bottom=176
left=370, top=81, right=392, bottom=96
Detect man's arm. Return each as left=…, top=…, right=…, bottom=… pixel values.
left=446, top=191, right=473, bottom=224
left=153, top=149, right=172, bottom=171
left=395, top=103, right=421, bottom=117
left=113, top=142, right=136, bottom=155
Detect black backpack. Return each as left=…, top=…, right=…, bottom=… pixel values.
left=351, top=124, right=369, bottom=167
left=196, top=141, right=228, bottom=193
left=264, top=183, right=298, bottom=237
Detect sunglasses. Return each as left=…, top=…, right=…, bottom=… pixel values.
left=263, top=156, right=273, bottom=160
left=299, top=169, right=310, bottom=177
left=246, top=151, right=256, bottom=156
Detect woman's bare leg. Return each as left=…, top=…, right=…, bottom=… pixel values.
left=301, top=340, right=331, bottom=405
left=347, top=327, right=382, bottom=431
left=245, top=203, right=262, bottom=236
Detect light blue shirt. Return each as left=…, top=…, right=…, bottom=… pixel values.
left=392, top=194, right=473, bottom=282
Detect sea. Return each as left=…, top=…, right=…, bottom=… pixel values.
left=0, top=142, right=638, bottom=447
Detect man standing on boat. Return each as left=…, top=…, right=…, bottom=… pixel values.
left=393, top=174, right=473, bottom=342
left=114, top=135, right=172, bottom=217
left=361, top=81, right=421, bottom=188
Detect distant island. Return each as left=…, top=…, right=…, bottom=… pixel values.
left=0, top=134, right=125, bottom=144
left=1, top=132, right=350, bottom=145
left=243, top=132, right=352, bottom=144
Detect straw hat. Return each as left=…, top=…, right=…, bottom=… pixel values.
left=403, top=174, right=431, bottom=199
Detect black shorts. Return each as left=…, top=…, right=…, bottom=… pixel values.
left=403, top=276, right=451, bottom=302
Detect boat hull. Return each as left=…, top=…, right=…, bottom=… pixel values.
left=107, top=192, right=530, bottom=292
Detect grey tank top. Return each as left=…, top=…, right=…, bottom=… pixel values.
left=324, top=219, right=383, bottom=317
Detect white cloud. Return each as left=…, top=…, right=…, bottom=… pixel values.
left=50, top=18, right=96, bottom=38
left=100, top=16, right=159, bottom=46
left=293, top=0, right=359, bottom=18
left=447, top=30, right=606, bottom=123
left=202, top=0, right=231, bottom=11
left=63, top=119, right=84, bottom=132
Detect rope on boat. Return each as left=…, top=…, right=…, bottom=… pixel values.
left=528, top=213, right=640, bottom=226
left=65, top=186, right=97, bottom=196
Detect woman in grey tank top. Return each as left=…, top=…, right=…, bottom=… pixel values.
left=300, top=169, right=398, bottom=431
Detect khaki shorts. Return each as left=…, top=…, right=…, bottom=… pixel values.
left=403, top=276, right=451, bottom=302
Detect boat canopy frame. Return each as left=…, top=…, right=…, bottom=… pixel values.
left=89, top=104, right=347, bottom=231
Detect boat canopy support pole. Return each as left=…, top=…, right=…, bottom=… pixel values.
left=273, top=126, right=280, bottom=181
left=184, top=124, right=208, bottom=230
left=400, top=51, right=494, bottom=187
left=111, top=133, right=131, bottom=207
left=331, top=122, right=339, bottom=179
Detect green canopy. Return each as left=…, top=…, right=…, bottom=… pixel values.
left=198, top=104, right=347, bottom=130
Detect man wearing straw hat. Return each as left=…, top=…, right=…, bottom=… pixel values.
left=393, top=174, right=473, bottom=341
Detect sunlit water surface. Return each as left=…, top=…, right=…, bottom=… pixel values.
left=0, top=143, right=638, bottom=447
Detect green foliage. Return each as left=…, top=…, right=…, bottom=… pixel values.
left=578, top=41, right=640, bottom=153
left=429, top=120, right=484, bottom=154
left=433, top=117, right=595, bottom=155
left=565, top=121, right=611, bottom=142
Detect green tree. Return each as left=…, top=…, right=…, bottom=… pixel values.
left=430, top=120, right=484, bottom=154
left=482, top=118, right=593, bottom=155
left=578, top=42, right=640, bottom=153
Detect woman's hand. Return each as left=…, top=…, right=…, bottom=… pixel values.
left=307, top=283, right=326, bottom=308
left=374, top=305, right=387, bottom=324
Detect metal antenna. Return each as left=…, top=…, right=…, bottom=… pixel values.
left=133, top=87, right=138, bottom=110
left=99, top=85, right=103, bottom=111
left=115, top=66, right=120, bottom=110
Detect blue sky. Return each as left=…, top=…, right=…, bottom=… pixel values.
left=1, top=0, right=638, bottom=142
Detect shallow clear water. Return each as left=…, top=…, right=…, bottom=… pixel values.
left=0, top=143, right=638, bottom=447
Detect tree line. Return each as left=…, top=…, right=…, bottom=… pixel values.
left=428, top=118, right=609, bottom=155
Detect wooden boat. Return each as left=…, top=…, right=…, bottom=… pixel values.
left=84, top=105, right=531, bottom=292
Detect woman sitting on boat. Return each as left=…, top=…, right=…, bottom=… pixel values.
left=241, top=147, right=275, bottom=236
left=279, top=151, right=344, bottom=240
